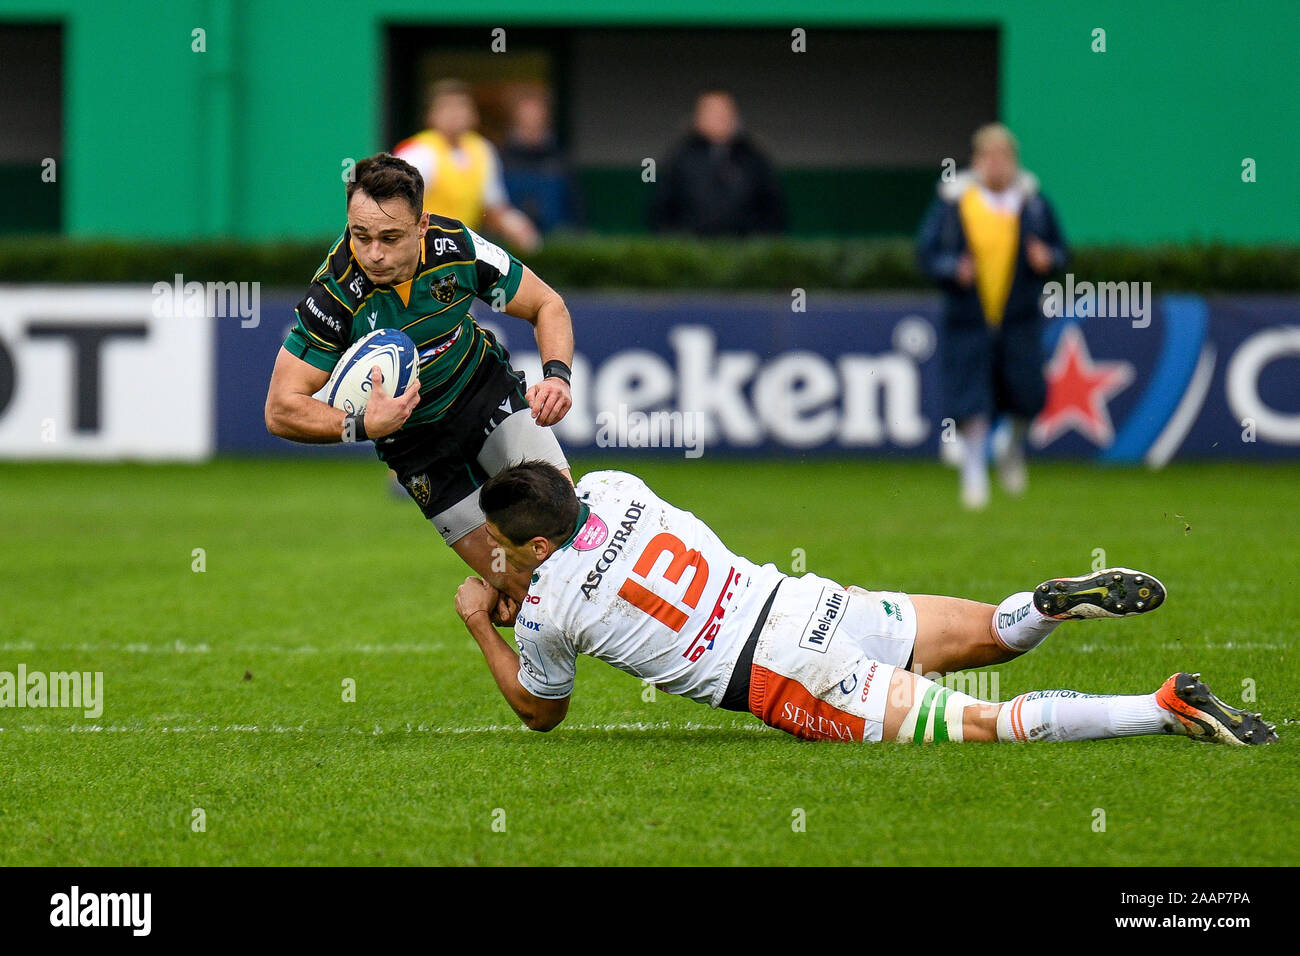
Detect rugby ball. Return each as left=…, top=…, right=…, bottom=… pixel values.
left=323, top=329, right=420, bottom=416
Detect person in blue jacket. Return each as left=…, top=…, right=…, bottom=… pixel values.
left=916, top=124, right=1068, bottom=509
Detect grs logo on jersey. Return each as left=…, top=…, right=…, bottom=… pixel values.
left=798, top=588, right=846, bottom=653
left=431, top=237, right=460, bottom=255
left=347, top=273, right=367, bottom=297
left=580, top=501, right=646, bottom=599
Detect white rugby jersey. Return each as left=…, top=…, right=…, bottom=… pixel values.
left=513, top=470, right=786, bottom=707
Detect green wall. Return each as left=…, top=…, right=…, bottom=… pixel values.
left=3, top=0, right=1296, bottom=242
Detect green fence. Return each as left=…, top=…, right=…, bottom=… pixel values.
left=0, top=0, right=1295, bottom=243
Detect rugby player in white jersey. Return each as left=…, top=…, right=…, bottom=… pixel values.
left=454, top=462, right=1278, bottom=746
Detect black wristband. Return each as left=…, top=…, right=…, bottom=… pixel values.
left=542, top=360, right=571, bottom=385
left=342, top=413, right=368, bottom=443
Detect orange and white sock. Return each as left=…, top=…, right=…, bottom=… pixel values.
left=997, top=690, right=1173, bottom=742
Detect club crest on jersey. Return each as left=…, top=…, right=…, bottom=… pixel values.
left=405, top=473, right=431, bottom=507
left=799, top=587, right=847, bottom=654
left=431, top=274, right=457, bottom=303
left=572, top=513, right=609, bottom=551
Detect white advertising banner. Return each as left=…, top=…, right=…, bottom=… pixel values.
left=0, top=286, right=214, bottom=460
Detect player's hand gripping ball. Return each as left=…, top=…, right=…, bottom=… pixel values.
left=323, top=328, right=420, bottom=417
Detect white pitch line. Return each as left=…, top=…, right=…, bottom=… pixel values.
left=1075, top=642, right=1286, bottom=654
left=0, top=720, right=772, bottom=735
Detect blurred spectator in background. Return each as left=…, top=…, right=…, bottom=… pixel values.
left=650, top=87, right=786, bottom=237
left=917, top=123, right=1068, bottom=510
left=394, top=78, right=540, bottom=252
left=501, top=88, right=581, bottom=235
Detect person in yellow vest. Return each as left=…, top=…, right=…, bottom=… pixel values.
left=916, top=124, right=1068, bottom=509
left=394, top=79, right=540, bottom=254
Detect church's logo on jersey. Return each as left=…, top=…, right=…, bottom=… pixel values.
left=431, top=274, right=457, bottom=303
left=799, top=587, right=847, bottom=654
left=572, top=513, right=609, bottom=551
left=304, top=296, right=342, bottom=333
left=405, top=473, right=431, bottom=507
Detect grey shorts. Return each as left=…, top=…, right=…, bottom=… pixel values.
left=430, top=407, right=569, bottom=544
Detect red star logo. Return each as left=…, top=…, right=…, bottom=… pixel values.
left=1031, top=325, right=1134, bottom=448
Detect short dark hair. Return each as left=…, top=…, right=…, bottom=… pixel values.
left=480, top=461, right=579, bottom=546
left=428, top=77, right=473, bottom=105
left=696, top=85, right=735, bottom=103
left=346, top=153, right=424, bottom=220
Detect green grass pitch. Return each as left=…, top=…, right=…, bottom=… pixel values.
left=1, top=457, right=1296, bottom=866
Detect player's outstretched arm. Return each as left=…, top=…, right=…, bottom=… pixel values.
left=504, top=266, right=574, bottom=427
left=264, top=348, right=339, bottom=442
left=266, top=349, right=419, bottom=442
left=456, top=576, right=569, bottom=732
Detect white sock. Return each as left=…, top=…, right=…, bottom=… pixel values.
left=992, top=592, right=1059, bottom=652
left=998, top=417, right=1029, bottom=492
left=959, top=418, right=990, bottom=506
left=1006, top=417, right=1029, bottom=462
left=997, top=690, right=1173, bottom=742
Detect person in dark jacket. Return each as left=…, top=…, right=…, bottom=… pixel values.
left=501, top=87, right=581, bottom=235
left=650, top=88, right=786, bottom=237
left=916, top=124, right=1068, bottom=509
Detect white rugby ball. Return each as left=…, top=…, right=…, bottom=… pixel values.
left=323, top=329, right=420, bottom=416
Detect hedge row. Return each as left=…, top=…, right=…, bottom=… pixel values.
left=0, top=235, right=1295, bottom=291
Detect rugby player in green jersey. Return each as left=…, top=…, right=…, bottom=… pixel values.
left=265, top=153, right=574, bottom=608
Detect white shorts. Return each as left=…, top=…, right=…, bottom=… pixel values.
left=747, top=573, right=917, bottom=743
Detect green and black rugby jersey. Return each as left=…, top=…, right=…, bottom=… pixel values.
left=283, top=214, right=525, bottom=426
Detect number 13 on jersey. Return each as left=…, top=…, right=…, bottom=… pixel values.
left=618, top=532, right=739, bottom=662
